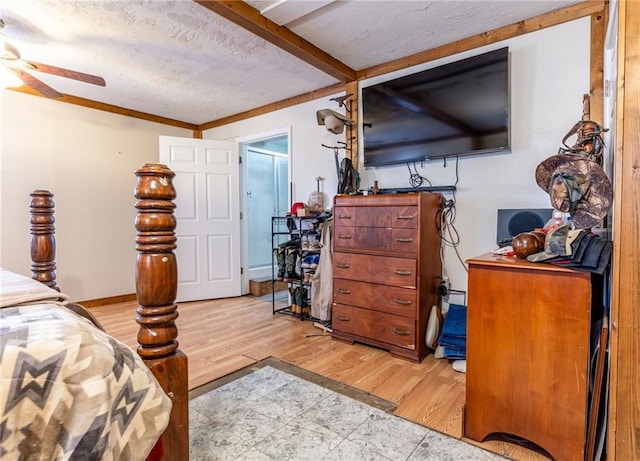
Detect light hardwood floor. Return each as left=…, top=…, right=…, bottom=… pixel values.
left=91, top=294, right=549, bottom=461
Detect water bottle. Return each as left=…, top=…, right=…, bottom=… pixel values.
left=544, top=210, right=565, bottom=232
left=564, top=215, right=573, bottom=229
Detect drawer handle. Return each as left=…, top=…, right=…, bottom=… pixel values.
left=395, top=237, right=414, bottom=243
left=338, top=234, right=352, bottom=239
left=337, top=288, right=352, bottom=294
left=394, top=269, right=412, bottom=276
left=336, top=315, right=350, bottom=322
left=393, top=328, right=411, bottom=336
left=336, top=263, right=351, bottom=269
left=396, top=215, right=414, bottom=220
left=338, top=214, right=352, bottom=219
left=393, top=298, right=412, bottom=305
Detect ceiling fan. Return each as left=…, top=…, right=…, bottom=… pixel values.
left=0, top=18, right=105, bottom=98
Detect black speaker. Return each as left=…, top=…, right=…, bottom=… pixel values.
left=496, top=208, right=553, bottom=244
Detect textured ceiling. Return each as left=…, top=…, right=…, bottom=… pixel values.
left=1, top=0, right=583, bottom=126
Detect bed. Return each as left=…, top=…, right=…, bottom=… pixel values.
left=0, top=164, right=188, bottom=460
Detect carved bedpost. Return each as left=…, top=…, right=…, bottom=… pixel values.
left=134, top=164, right=179, bottom=358
left=134, top=163, right=188, bottom=461
left=30, top=190, right=58, bottom=291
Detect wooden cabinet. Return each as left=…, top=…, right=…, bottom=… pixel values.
left=331, top=193, right=442, bottom=362
left=464, top=253, right=603, bottom=461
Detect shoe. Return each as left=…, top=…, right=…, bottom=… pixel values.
left=299, top=287, right=310, bottom=315
left=273, top=247, right=285, bottom=280
left=292, top=287, right=308, bottom=315
left=294, top=252, right=304, bottom=279
left=309, top=254, right=320, bottom=270
left=301, top=255, right=314, bottom=269
left=275, top=237, right=299, bottom=280
left=309, top=240, right=323, bottom=250
left=290, top=287, right=300, bottom=313
left=283, top=248, right=301, bottom=281
left=296, top=287, right=303, bottom=314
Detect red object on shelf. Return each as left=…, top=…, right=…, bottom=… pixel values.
left=291, top=202, right=305, bottom=215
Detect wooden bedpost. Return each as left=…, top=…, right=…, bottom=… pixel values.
left=134, top=164, right=188, bottom=461
left=29, top=190, right=58, bottom=291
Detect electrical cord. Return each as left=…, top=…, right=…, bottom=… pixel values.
left=437, top=196, right=459, bottom=246
left=436, top=184, right=468, bottom=274
left=448, top=221, right=468, bottom=273
left=405, top=155, right=467, bottom=280
left=453, top=155, right=460, bottom=186
left=407, top=161, right=432, bottom=188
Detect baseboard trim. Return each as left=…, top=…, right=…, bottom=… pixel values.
left=79, top=293, right=137, bottom=308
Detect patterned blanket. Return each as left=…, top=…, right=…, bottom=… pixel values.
left=0, top=269, right=171, bottom=460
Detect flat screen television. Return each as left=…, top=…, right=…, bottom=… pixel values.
left=362, top=47, right=510, bottom=167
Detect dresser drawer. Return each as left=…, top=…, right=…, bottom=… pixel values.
left=334, top=206, right=356, bottom=226
left=333, top=279, right=416, bottom=317
left=333, top=253, right=416, bottom=288
left=391, top=206, right=419, bottom=229
left=333, top=225, right=388, bottom=251
left=334, top=226, right=418, bottom=254
left=390, top=228, right=419, bottom=253
left=334, top=205, right=418, bottom=229
left=334, top=206, right=392, bottom=228
left=357, top=206, right=391, bottom=227
left=333, top=304, right=416, bottom=350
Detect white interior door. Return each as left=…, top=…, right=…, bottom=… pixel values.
left=159, top=136, right=241, bottom=302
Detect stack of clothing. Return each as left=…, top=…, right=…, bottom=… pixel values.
left=439, top=303, right=467, bottom=360
left=527, top=224, right=611, bottom=275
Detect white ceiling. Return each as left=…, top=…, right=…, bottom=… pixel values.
left=1, top=0, right=583, bottom=126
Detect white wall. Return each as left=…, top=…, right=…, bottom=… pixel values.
left=0, top=91, right=191, bottom=300
left=204, top=17, right=590, bottom=294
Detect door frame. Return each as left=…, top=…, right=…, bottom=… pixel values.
left=237, top=126, right=292, bottom=295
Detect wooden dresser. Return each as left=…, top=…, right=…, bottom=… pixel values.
left=464, top=253, right=603, bottom=461
left=331, top=192, right=442, bottom=362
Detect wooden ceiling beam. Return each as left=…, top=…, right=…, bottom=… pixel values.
left=358, top=0, right=607, bottom=81
left=199, top=83, right=345, bottom=131
left=9, top=86, right=199, bottom=130
left=193, top=0, right=357, bottom=83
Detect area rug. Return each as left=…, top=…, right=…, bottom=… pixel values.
left=188, top=358, right=506, bottom=461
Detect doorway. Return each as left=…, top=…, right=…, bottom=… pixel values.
left=240, top=129, right=290, bottom=293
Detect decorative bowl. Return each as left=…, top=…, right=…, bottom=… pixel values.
left=512, top=232, right=545, bottom=259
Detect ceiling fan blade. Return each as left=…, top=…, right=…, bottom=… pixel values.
left=9, top=67, right=63, bottom=99
left=26, top=61, right=105, bottom=86
left=3, top=58, right=36, bottom=70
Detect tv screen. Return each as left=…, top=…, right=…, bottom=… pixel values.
left=362, top=47, right=510, bottom=167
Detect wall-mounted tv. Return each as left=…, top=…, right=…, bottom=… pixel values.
left=362, top=47, right=510, bottom=167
